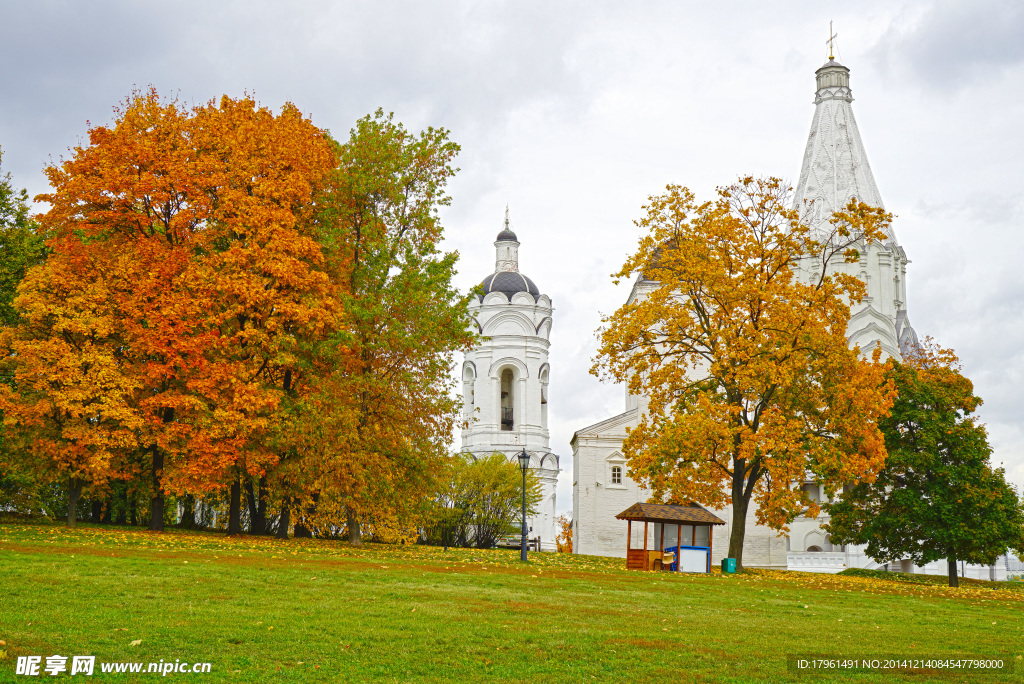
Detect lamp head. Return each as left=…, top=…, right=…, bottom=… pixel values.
left=517, top=449, right=530, bottom=471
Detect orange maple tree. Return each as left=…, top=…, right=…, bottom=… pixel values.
left=4, top=93, right=210, bottom=527
left=555, top=514, right=573, bottom=553
left=593, top=177, right=897, bottom=569
left=185, top=95, right=337, bottom=534
left=4, top=90, right=337, bottom=529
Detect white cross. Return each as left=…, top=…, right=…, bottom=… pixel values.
left=827, top=21, right=838, bottom=60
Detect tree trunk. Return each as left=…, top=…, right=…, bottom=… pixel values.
left=67, top=477, right=83, bottom=528
left=228, top=479, right=242, bottom=536
left=947, top=558, right=959, bottom=588
left=245, top=476, right=267, bottom=535
left=149, top=443, right=165, bottom=531
left=129, top=491, right=138, bottom=526
left=726, top=504, right=747, bottom=570
left=179, top=494, right=196, bottom=530
left=101, top=495, right=112, bottom=524
left=276, top=501, right=290, bottom=540
left=91, top=499, right=102, bottom=523
left=293, top=499, right=313, bottom=537
left=725, top=458, right=763, bottom=572
left=149, top=407, right=174, bottom=532
left=294, top=493, right=317, bottom=538
left=347, top=505, right=362, bottom=547
left=257, top=476, right=267, bottom=533
left=727, top=472, right=751, bottom=570
left=114, top=485, right=126, bottom=524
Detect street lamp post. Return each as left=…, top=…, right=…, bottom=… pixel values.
left=517, top=448, right=530, bottom=562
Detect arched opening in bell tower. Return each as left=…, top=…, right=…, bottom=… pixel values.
left=500, top=368, right=514, bottom=430
left=539, top=365, right=549, bottom=430
left=462, top=362, right=476, bottom=421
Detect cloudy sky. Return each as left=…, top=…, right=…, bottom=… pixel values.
left=2, top=1, right=1022, bottom=513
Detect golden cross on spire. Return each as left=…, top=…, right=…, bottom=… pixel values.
left=827, top=21, right=838, bottom=60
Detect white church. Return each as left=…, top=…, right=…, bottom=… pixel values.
left=564, top=56, right=1010, bottom=580
left=459, top=211, right=560, bottom=551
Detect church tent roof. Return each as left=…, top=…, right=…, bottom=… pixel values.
left=615, top=502, right=725, bottom=526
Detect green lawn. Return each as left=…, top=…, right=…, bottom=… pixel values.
left=1, top=522, right=1021, bottom=683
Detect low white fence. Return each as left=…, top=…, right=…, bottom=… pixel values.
left=787, top=552, right=847, bottom=573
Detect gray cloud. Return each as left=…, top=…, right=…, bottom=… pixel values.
left=2, top=1, right=1023, bottom=512
left=870, top=0, right=1024, bottom=90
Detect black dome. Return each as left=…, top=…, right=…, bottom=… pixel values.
left=496, top=227, right=518, bottom=241
left=480, top=271, right=540, bottom=301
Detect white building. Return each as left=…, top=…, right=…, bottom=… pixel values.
left=460, top=211, right=560, bottom=551
left=572, top=56, right=1007, bottom=580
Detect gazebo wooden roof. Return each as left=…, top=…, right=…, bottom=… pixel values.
left=615, top=502, right=726, bottom=526
left=617, top=502, right=725, bottom=572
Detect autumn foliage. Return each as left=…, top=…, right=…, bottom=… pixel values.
left=288, top=111, right=475, bottom=543
left=555, top=514, right=573, bottom=553
left=0, top=92, right=473, bottom=535
left=593, top=177, right=897, bottom=569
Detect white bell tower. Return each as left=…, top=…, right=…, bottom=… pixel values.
left=461, top=210, right=560, bottom=551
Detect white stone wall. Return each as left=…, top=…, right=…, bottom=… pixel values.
left=571, top=410, right=641, bottom=558
left=789, top=549, right=1009, bottom=581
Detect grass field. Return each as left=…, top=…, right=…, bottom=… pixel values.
left=1, top=521, right=1022, bottom=683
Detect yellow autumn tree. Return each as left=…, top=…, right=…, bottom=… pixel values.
left=593, top=177, right=896, bottom=569
left=0, top=254, right=144, bottom=526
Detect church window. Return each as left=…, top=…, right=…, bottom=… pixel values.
left=801, top=483, right=820, bottom=503
left=611, top=466, right=622, bottom=485
left=500, top=368, right=514, bottom=431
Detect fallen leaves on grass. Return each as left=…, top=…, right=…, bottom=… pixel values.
left=4, top=522, right=1022, bottom=608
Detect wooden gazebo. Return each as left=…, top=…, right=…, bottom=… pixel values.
left=616, top=502, right=726, bottom=572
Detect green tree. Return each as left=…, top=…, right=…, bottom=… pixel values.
left=427, top=453, right=541, bottom=549
left=0, top=146, right=47, bottom=329
left=826, top=344, right=1024, bottom=587
left=290, top=110, right=476, bottom=544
